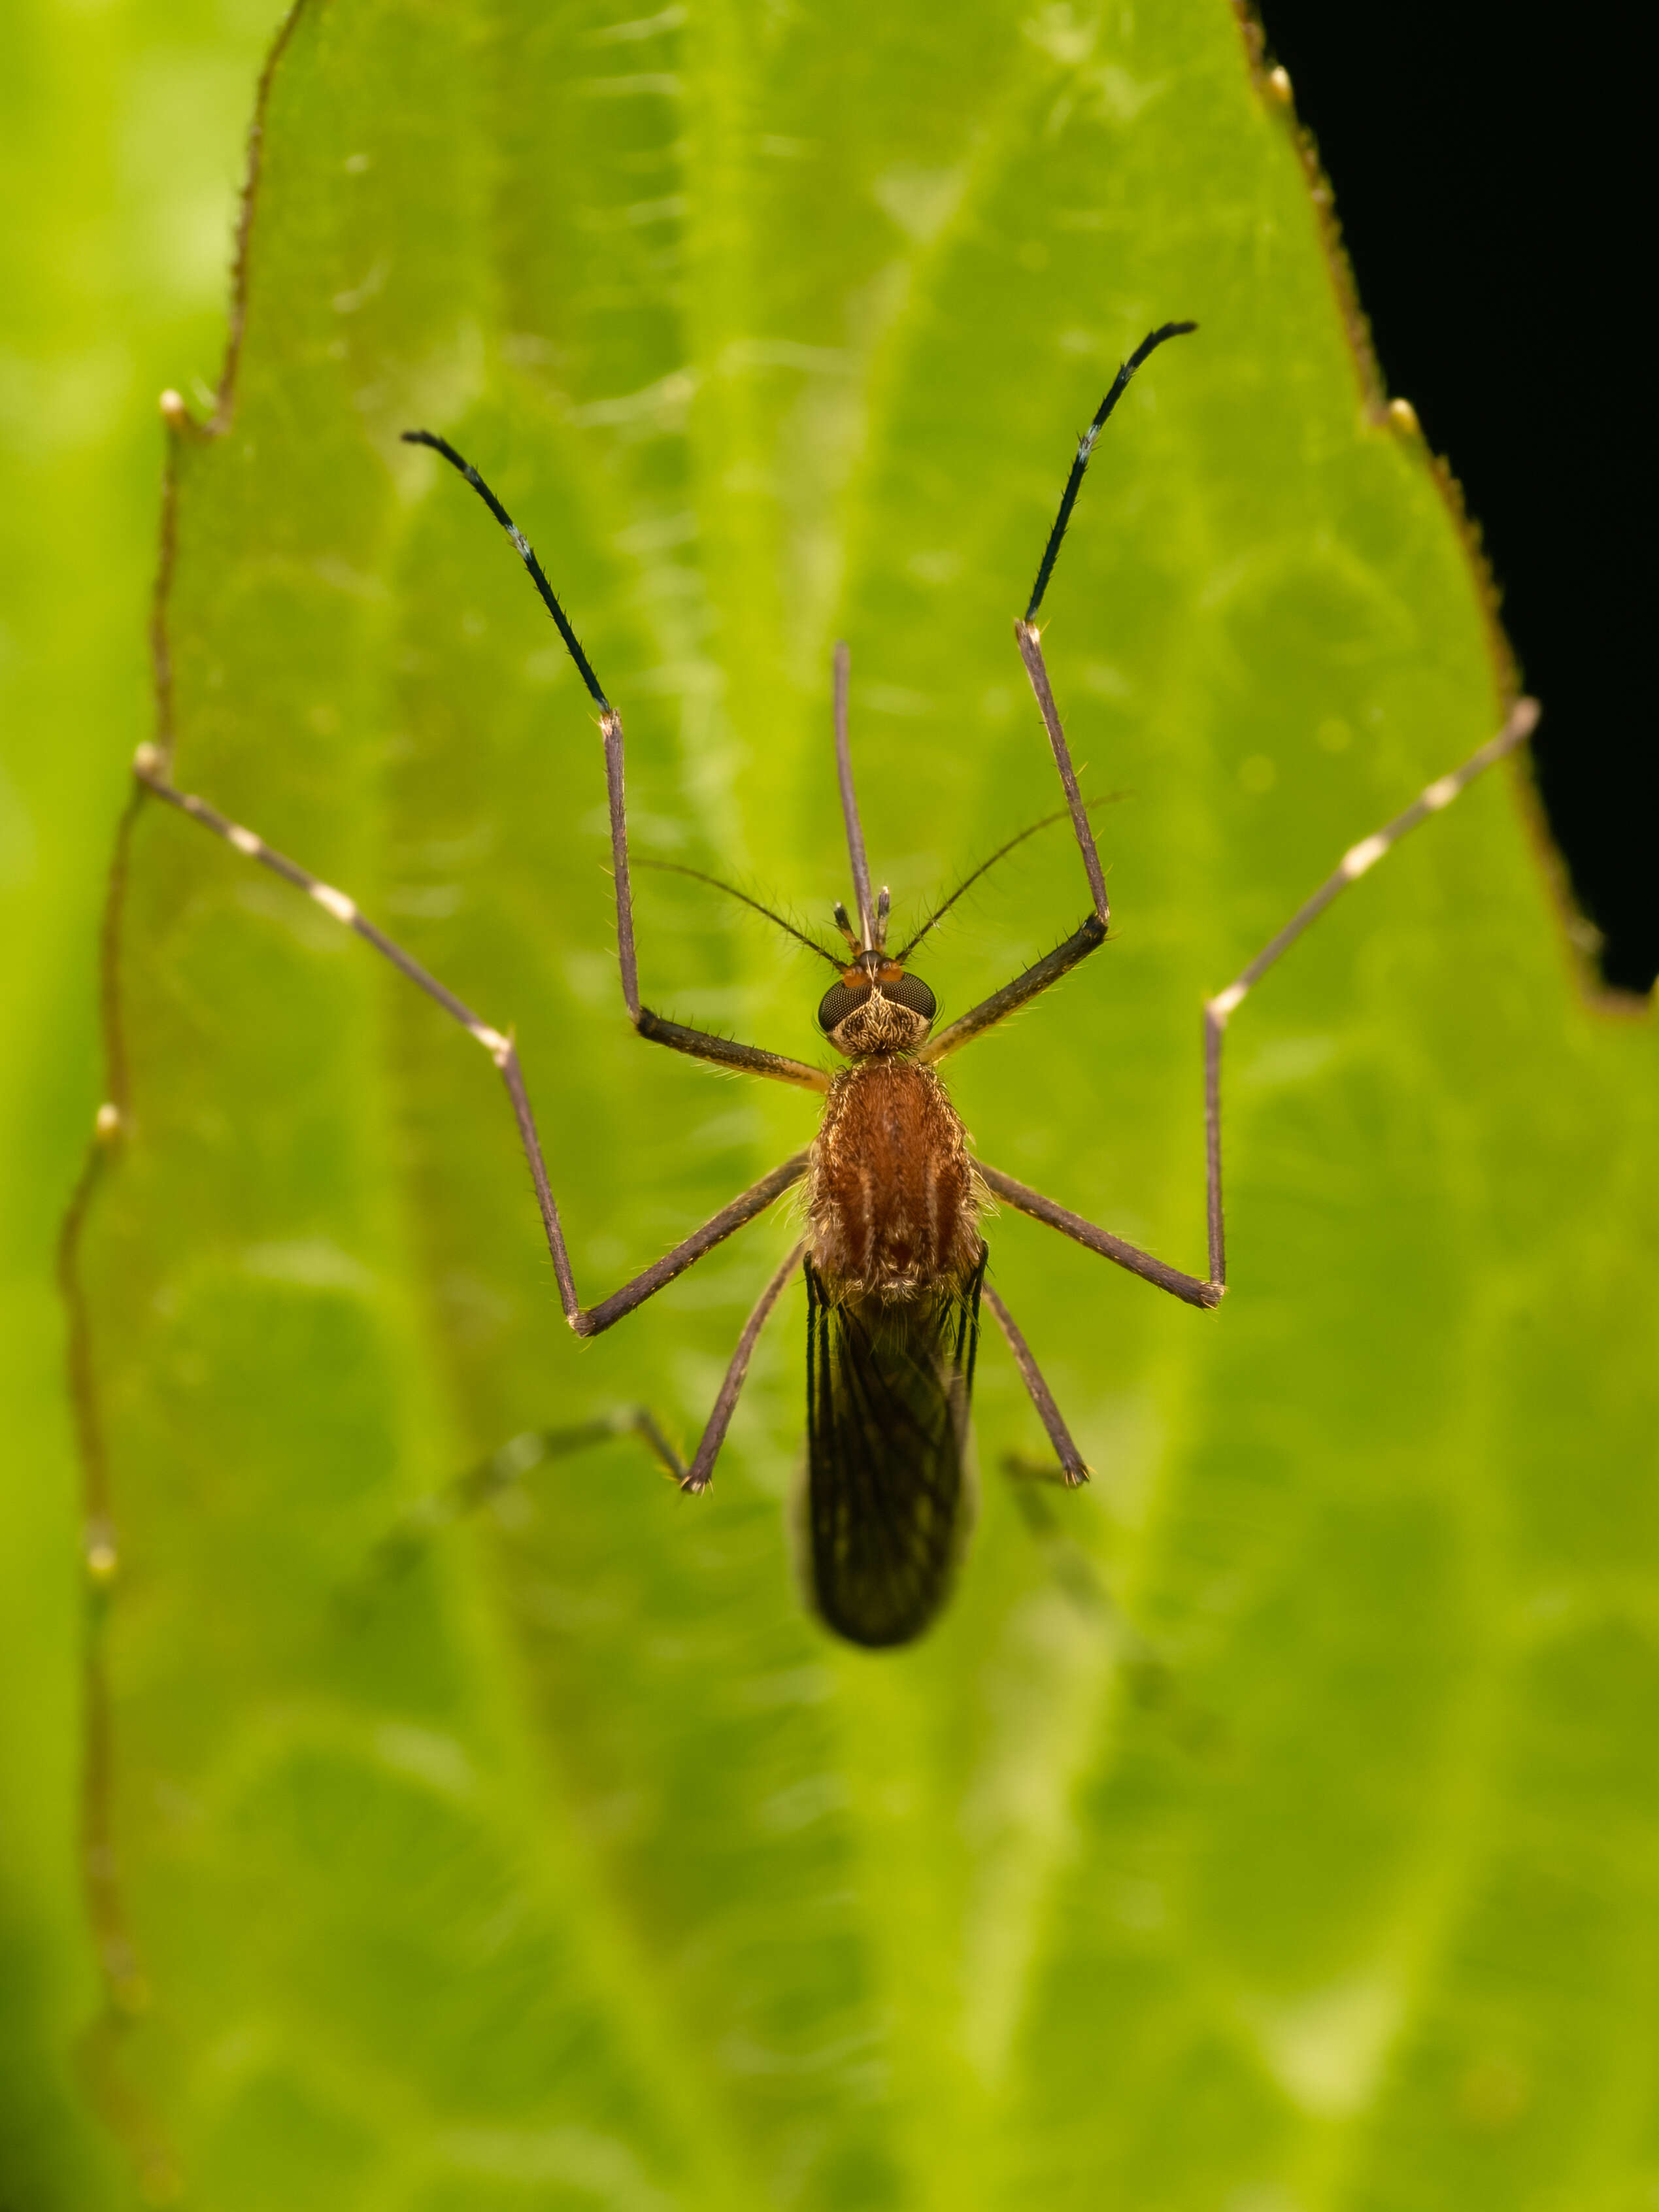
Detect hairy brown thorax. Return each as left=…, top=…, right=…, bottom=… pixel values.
left=805, top=1056, right=982, bottom=1302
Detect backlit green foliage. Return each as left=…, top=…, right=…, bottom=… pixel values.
left=34, top=0, right=1659, bottom=2203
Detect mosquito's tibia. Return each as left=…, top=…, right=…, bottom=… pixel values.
left=309, top=880, right=360, bottom=926
left=468, top=1022, right=513, bottom=1067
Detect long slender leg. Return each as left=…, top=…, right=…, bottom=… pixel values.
left=976, top=1157, right=1221, bottom=1311
left=1201, top=695, right=1539, bottom=1283
left=680, top=1238, right=805, bottom=1491
left=925, top=325, right=1197, bottom=1064
left=1013, top=624, right=1111, bottom=930
left=982, top=1280, right=1090, bottom=1484
left=364, top=1242, right=796, bottom=1586
left=922, top=916, right=1105, bottom=1063
left=348, top=1409, right=685, bottom=1601
left=568, top=1155, right=807, bottom=1337
left=1018, top=322, right=1198, bottom=922
left=633, top=1009, right=822, bottom=1090
left=460, top=1237, right=798, bottom=1498
left=401, top=430, right=826, bottom=1094
left=133, top=746, right=808, bottom=1341
left=969, top=697, right=1539, bottom=1312
left=351, top=1242, right=798, bottom=1603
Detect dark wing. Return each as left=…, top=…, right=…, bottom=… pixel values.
left=801, top=1250, right=984, bottom=1648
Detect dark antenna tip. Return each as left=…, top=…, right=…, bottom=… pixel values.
left=1022, top=320, right=1199, bottom=627
left=399, top=426, right=612, bottom=714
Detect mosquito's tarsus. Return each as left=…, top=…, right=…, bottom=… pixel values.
left=132, top=329, right=1537, bottom=1643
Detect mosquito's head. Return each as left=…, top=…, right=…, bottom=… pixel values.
left=816, top=958, right=937, bottom=1057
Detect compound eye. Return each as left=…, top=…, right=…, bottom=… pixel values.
left=816, top=978, right=869, bottom=1033
left=882, top=969, right=937, bottom=1021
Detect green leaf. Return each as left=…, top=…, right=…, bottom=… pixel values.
left=62, top=0, right=1659, bottom=2204
left=0, top=0, right=281, bottom=2203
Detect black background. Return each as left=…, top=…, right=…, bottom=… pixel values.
left=1252, top=0, right=1653, bottom=997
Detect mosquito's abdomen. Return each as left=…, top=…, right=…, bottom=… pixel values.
left=805, top=1057, right=981, bottom=1301
left=801, top=1258, right=984, bottom=1647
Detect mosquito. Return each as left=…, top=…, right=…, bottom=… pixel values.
left=132, top=322, right=1537, bottom=1647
